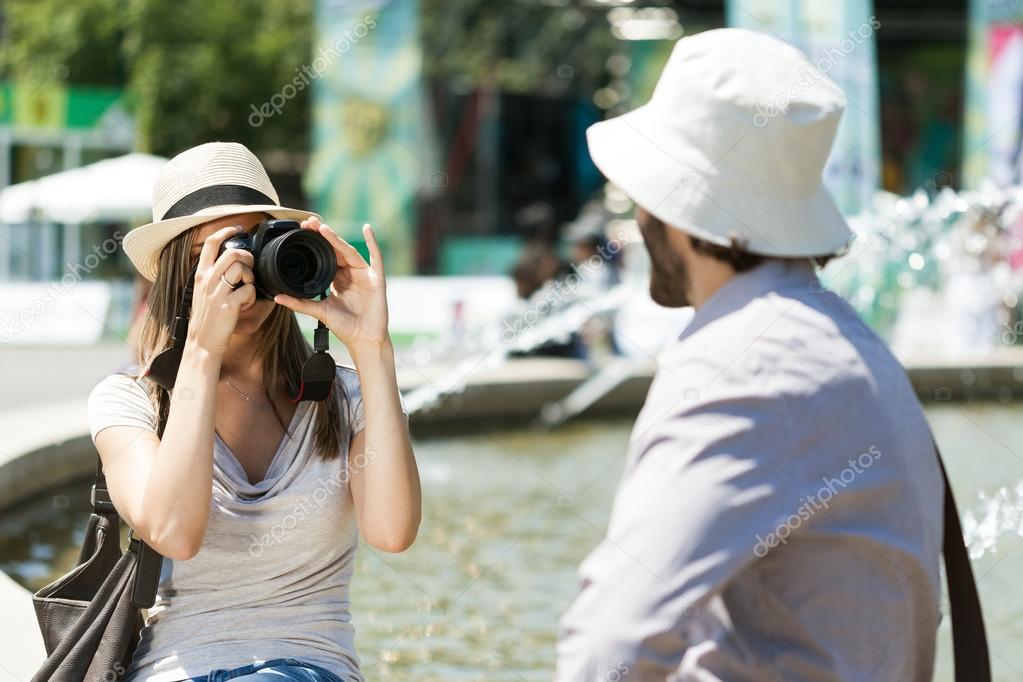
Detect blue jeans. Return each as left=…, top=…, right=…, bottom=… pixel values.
left=180, top=657, right=347, bottom=682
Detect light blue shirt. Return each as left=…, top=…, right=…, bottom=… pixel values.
left=556, top=259, right=943, bottom=681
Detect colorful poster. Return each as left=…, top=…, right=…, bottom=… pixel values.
left=962, top=0, right=1023, bottom=188
left=726, top=0, right=881, bottom=215
left=305, top=0, right=438, bottom=274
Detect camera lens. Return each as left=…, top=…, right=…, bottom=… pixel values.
left=260, top=229, right=336, bottom=298
left=279, top=244, right=315, bottom=282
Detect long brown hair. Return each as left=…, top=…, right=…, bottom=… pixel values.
left=133, top=223, right=347, bottom=460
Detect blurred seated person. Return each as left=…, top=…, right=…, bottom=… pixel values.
left=564, top=218, right=623, bottom=360
left=566, top=208, right=622, bottom=296
left=507, top=240, right=584, bottom=359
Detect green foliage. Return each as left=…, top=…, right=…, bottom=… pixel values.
left=0, top=0, right=125, bottom=85
left=122, top=0, right=313, bottom=155
left=0, top=0, right=618, bottom=155
left=0, top=0, right=313, bottom=156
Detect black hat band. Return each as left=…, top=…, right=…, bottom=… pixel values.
left=161, top=184, right=277, bottom=221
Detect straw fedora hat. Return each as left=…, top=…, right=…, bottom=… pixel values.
left=122, top=141, right=320, bottom=281
left=587, top=28, right=853, bottom=257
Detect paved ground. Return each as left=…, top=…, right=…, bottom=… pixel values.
left=0, top=571, right=45, bottom=679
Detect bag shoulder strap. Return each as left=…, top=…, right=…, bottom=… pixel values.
left=90, top=369, right=152, bottom=517
left=90, top=454, right=117, bottom=516
left=91, top=369, right=166, bottom=609
left=934, top=440, right=991, bottom=681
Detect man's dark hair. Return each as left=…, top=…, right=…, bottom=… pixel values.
left=689, top=236, right=838, bottom=271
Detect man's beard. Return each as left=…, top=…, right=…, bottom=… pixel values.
left=637, top=211, right=691, bottom=308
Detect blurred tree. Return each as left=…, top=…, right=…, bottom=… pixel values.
left=0, top=0, right=313, bottom=157
left=0, top=0, right=126, bottom=85
left=0, top=0, right=618, bottom=155
left=123, top=0, right=313, bottom=155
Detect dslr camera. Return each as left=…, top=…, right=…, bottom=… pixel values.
left=220, top=219, right=336, bottom=299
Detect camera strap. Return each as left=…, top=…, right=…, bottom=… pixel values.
left=144, top=263, right=199, bottom=391
left=289, top=319, right=336, bottom=401
left=144, top=263, right=335, bottom=401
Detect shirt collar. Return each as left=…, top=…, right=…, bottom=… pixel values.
left=677, top=258, right=820, bottom=342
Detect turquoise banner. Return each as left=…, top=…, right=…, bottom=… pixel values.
left=726, top=0, right=881, bottom=215
left=306, top=0, right=437, bottom=274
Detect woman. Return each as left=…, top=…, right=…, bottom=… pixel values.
left=87, top=142, right=421, bottom=682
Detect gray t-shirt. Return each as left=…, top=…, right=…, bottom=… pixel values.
left=87, top=364, right=384, bottom=682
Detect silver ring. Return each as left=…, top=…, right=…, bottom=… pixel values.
left=220, top=273, right=243, bottom=290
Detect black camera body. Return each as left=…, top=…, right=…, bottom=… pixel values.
left=221, top=219, right=336, bottom=299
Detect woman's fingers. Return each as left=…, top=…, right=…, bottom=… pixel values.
left=226, top=280, right=257, bottom=309
left=362, top=223, right=385, bottom=276
left=273, top=293, right=327, bottom=322
left=214, top=268, right=254, bottom=301
left=317, top=224, right=369, bottom=269
left=196, top=225, right=245, bottom=277
left=221, top=260, right=255, bottom=287
left=207, top=247, right=255, bottom=287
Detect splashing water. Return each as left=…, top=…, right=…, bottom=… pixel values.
left=962, top=481, right=1023, bottom=560
left=401, top=282, right=638, bottom=415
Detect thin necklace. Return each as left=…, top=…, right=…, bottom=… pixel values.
left=224, top=377, right=274, bottom=410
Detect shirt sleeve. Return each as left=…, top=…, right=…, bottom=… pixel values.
left=555, top=395, right=799, bottom=681
left=337, top=364, right=408, bottom=436
left=86, top=372, right=159, bottom=443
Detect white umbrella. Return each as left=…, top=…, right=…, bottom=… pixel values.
left=0, top=153, right=166, bottom=224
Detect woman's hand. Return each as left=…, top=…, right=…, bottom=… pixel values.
left=273, top=217, right=390, bottom=353
left=188, top=225, right=256, bottom=357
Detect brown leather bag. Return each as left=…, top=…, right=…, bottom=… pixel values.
left=30, top=382, right=166, bottom=682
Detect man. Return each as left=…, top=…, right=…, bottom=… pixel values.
left=556, top=28, right=943, bottom=681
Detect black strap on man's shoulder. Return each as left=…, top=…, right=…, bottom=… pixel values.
left=934, top=440, right=990, bottom=681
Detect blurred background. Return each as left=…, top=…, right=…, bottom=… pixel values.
left=2, top=1, right=1023, bottom=680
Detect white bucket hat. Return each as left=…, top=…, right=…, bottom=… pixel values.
left=587, top=27, right=853, bottom=257
left=122, top=141, right=320, bottom=281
